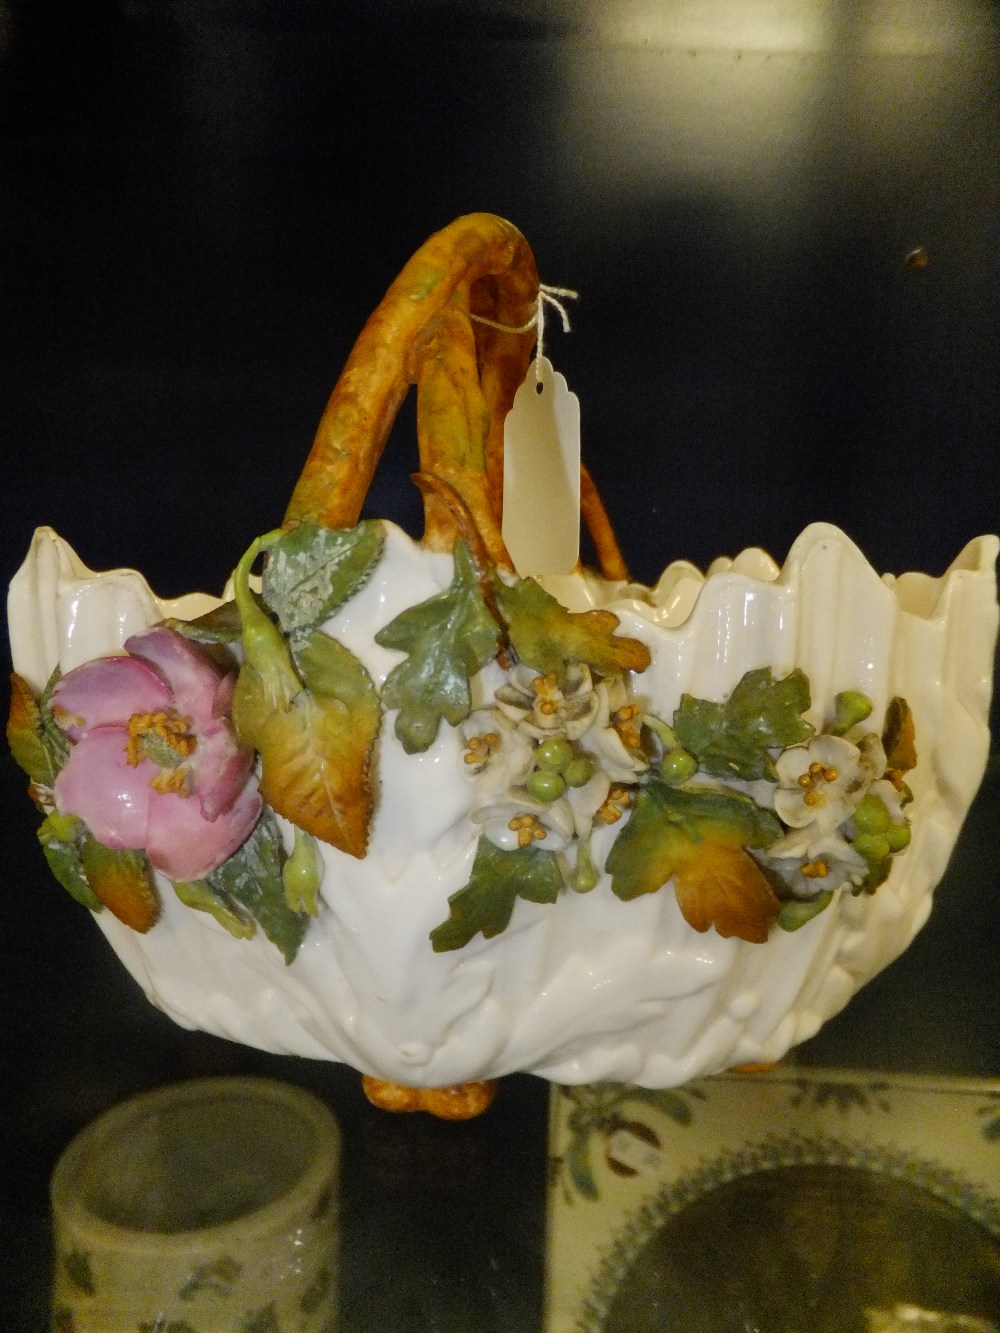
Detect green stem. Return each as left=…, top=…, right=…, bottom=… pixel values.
left=642, top=713, right=677, bottom=753
left=233, top=532, right=302, bottom=712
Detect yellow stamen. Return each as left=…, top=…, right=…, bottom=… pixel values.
left=464, top=732, right=501, bottom=765
left=802, top=789, right=826, bottom=807
left=531, top=672, right=559, bottom=697
left=150, top=768, right=192, bottom=796
left=801, top=859, right=829, bottom=878
left=822, top=766, right=839, bottom=782
left=508, top=813, right=547, bottom=847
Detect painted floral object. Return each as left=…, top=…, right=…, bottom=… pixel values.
left=6, top=215, right=999, bottom=1093
left=50, top=628, right=261, bottom=883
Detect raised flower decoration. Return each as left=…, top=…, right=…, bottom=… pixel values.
left=463, top=663, right=648, bottom=859
left=50, top=627, right=261, bottom=882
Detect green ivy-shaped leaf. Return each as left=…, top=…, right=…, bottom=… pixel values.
left=376, top=541, right=500, bottom=753
left=492, top=576, right=651, bottom=678
left=205, top=808, right=308, bottom=964
left=430, top=835, right=564, bottom=952
left=62, top=1249, right=96, bottom=1295
left=178, top=1254, right=243, bottom=1299
left=300, top=1261, right=335, bottom=1315
left=673, top=666, right=814, bottom=782
left=263, top=519, right=385, bottom=636
left=606, top=780, right=783, bottom=943
left=565, top=1123, right=600, bottom=1200
left=237, top=1304, right=280, bottom=1333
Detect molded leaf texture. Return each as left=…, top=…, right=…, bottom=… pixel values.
left=376, top=541, right=500, bottom=753
left=37, top=810, right=160, bottom=931
left=492, top=576, right=651, bottom=677
left=233, top=627, right=380, bottom=858
left=673, top=667, right=814, bottom=782
left=606, top=780, right=783, bottom=942
left=8, top=669, right=69, bottom=788
left=430, top=834, right=563, bottom=951
left=203, top=808, right=309, bottom=964
left=263, top=520, right=385, bottom=636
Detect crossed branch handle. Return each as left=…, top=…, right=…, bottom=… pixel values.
left=284, top=213, right=627, bottom=579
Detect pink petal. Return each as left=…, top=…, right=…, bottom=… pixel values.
left=50, top=657, right=174, bottom=740
left=54, top=726, right=153, bottom=849
left=191, top=723, right=255, bottom=820
left=212, top=671, right=236, bottom=720
left=125, top=627, right=224, bottom=727
left=145, top=780, right=262, bottom=880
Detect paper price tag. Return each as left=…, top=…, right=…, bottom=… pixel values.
left=501, top=355, right=581, bottom=577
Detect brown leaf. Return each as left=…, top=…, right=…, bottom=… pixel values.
left=233, top=630, right=380, bottom=858
left=7, top=672, right=50, bottom=784
left=882, top=695, right=917, bottom=787
left=79, top=840, right=160, bottom=932
left=671, top=840, right=781, bottom=944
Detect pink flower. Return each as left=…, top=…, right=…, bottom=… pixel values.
left=51, top=626, right=261, bottom=881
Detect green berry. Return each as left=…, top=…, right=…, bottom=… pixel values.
left=829, top=690, right=873, bottom=736
left=852, top=832, right=891, bottom=863
left=563, top=757, right=595, bottom=788
left=526, top=769, right=566, bottom=802
left=535, top=737, right=574, bottom=773
left=852, top=793, right=891, bottom=834
left=659, top=745, right=698, bottom=785
left=885, top=821, right=912, bottom=853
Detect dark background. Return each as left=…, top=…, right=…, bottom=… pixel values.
left=2, top=2, right=998, bottom=1329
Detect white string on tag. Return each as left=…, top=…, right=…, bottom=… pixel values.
left=471, top=283, right=579, bottom=377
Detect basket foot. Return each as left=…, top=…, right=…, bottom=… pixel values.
left=361, top=1076, right=498, bottom=1119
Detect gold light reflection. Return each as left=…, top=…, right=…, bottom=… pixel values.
left=590, top=0, right=996, bottom=55
left=561, top=0, right=998, bottom=207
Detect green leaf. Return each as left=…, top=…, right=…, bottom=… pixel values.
left=37, top=812, right=103, bottom=911
left=62, top=1249, right=96, bottom=1295
left=673, top=666, right=814, bottom=782
left=492, top=576, right=651, bottom=678
left=164, top=598, right=246, bottom=646
left=606, top=780, right=783, bottom=942
left=430, top=835, right=564, bottom=952
left=38, top=668, right=71, bottom=773
left=173, top=879, right=256, bottom=939
left=376, top=541, right=500, bottom=753
left=237, top=1304, right=280, bottom=1333
left=565, top=1128, right=600, bottom=1200
left=263, top=520, right=385, bottom=636
left=206, top=809, right=309, bottom=964
left=39, top=814, right=161, bottom=932
left=8, top=672, right=57, bottom=785
left=233, top=628, right=380, bottom=858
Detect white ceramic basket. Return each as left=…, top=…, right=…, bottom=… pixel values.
left=9, top=517, right=997, bottom=1089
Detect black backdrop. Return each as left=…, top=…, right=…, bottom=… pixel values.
left=2, top=4, right=999, bottom=1328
